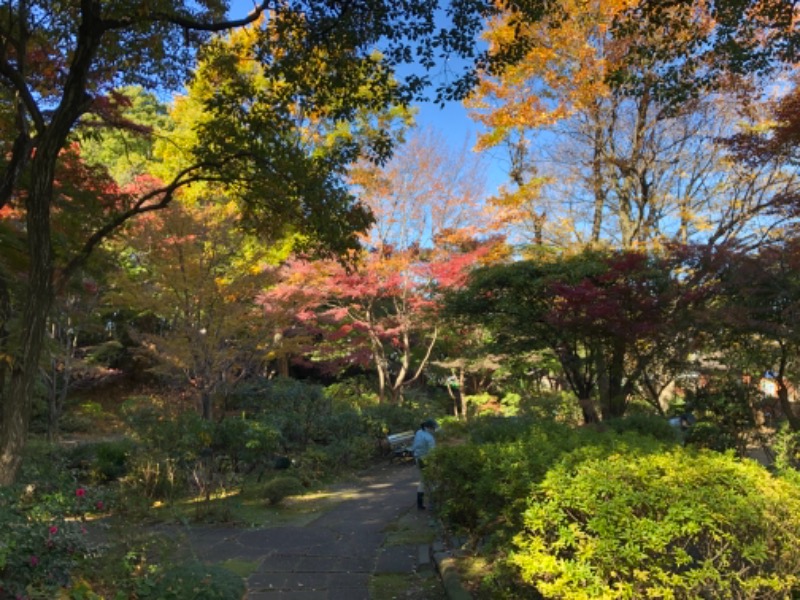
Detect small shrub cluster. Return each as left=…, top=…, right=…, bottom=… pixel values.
left=511, top=448, right=800, bottom=599
left=64, top=438, right=137, bottom=483
left=425, top=413, right=800, bottom=599
left=427, top=418, right=667, bottom=546
left=683, top=378, right=757, bottom=454
left=262, top=476, right=304, bottom=505
left=115, top=380, right=432, bottom=510
left=603, top=412, right=680, bottom=442
left=774, top=422, right=800, bottom=472
left=0, top=483, right=108, bottom=598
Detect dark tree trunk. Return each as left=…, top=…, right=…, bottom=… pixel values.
left=1, top=151, right=57, bottom=484
left=0, top=1, right=103, bottom=484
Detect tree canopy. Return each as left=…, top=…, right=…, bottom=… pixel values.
left=0, top=0, right=499, bottom=484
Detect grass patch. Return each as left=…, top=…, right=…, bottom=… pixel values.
left=384, top=510, right=437, bottom=546
left=452, top=555, right=494, bottom=598
left=370, top=572, right=447, bottom=600
left=146, top=481, right=361, bottom=528
left=220, top=558, right=260, bottom=578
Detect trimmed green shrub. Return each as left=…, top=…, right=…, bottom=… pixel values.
left=360, top=403, right=423, bottom=438
left=427, top=420, right=583, bottom=542
left=684, top=378, right=756, bottom=455
left=263, top=476, right=304, bottom=505
left=685, top=420, right=739, bottom=452
left=604, top=413, right=682, bottom=443
left=510, top=448, right=800, bottom=599
left=467, top=414, right=538, bottom=444
left=325, top=376, right=379, bottom=409
left=123, top=398, right=214, bottom=457
left=212, top=416, right=281, bottom=472
left=65, top=439, right=136, bottom=483
left=771, top=422, right=800, bottom=472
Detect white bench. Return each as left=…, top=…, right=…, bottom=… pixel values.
left=385, top=430, right=415, bottom=461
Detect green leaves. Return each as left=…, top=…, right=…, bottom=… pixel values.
left=511, top=447, right=800, bottom=598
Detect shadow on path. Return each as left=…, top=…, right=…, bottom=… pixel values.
left=171, top=462, right=438, bottom=599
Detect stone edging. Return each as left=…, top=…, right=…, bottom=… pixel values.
left=430, top=540, right=474, bottom=600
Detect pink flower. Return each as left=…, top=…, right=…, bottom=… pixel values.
left=75, top=488, right=86, bottom=498
left=29, top=555, right=39, bottom=567
left=49, top=525, right=58, bottom=535
left=95, top=500, right=104, bottom=510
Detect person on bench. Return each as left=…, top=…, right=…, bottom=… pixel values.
left=412, top=419, right=438, bottom=510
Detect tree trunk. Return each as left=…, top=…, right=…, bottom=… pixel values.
left=374, top=351, right=388, bottom=404
left=578, top=396, right=600, bottom=424
left=0, top=154, right=57, bottom=484
left=0, top=276, right=9, bottom=396
left=47, top=323, right=76, bottom=442
left=201, top=389, right=213, bottom=421
left=273, top=331, right=290, bottom=377
left=0, top=2, right=103, bottom=484
left=597, top=340, right=629, bottom=419
left=777, top=354, right=800, bottom=431
left=590, top=102, right=606, bottom=243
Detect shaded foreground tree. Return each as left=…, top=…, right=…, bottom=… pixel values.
left=0, top=0, right=499, bottom=484
left=716, top=240, right=800, bottom=430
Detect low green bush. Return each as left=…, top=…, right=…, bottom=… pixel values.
left=773, top=422, right=800, bottom=472
left=212, top=416, right=281, bottom=473
left=262, top=476, right=304, bottom=505
left=0, top=483, right=107, bottom=598
left=510, top=448, right=800, bottom=599
left=604, top=413, right=682, bottom=443
left=360, top=403, right=422, bottom=438
left=515, top=390, right=584, bottom=425
left=685, top=420, right=739, bottom=452
left=320, top=435, right=376, bottom=471
left=467, top=414, right=537, bottom=444
left=683, top=379, right=756, bottom=455
left=123, top=398, right=214, bottom=459
left=63, top=438, right=136, bottom=483
left=427, top=420, right=585, bottom=543
left=324, top=376, right=379, bottom=409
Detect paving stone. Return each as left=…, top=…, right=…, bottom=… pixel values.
left=248, top=572, right=289, bottom=590
left=184, top=461, right=451, bottom=599
left=259, top=554, right=303, bottom=572
left=327, top=571, right=371, bottom=589
left=295, top=555, right=344, bottom=572
left=374, top=544, right=417, bottom=573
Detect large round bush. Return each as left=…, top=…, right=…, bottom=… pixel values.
left=510, top=448, right=800, bottom=599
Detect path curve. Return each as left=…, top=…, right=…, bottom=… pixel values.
left=179, top=462, right=436, bottom=599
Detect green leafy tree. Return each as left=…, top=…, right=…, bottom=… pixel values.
left=716, top=240, right=800, bottom=431
left=0, top=0, right=497, bottom=484
left=446, top=246, right=716, bottom=422
left=108, top=199, right=282, bottom=421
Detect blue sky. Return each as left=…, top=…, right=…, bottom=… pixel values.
left=225, top=0, right=509, bottom=197
left=414, top=101, right=508, bottom=195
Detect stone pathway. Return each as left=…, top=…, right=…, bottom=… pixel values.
left=176, top=462, right=437, bottom=599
